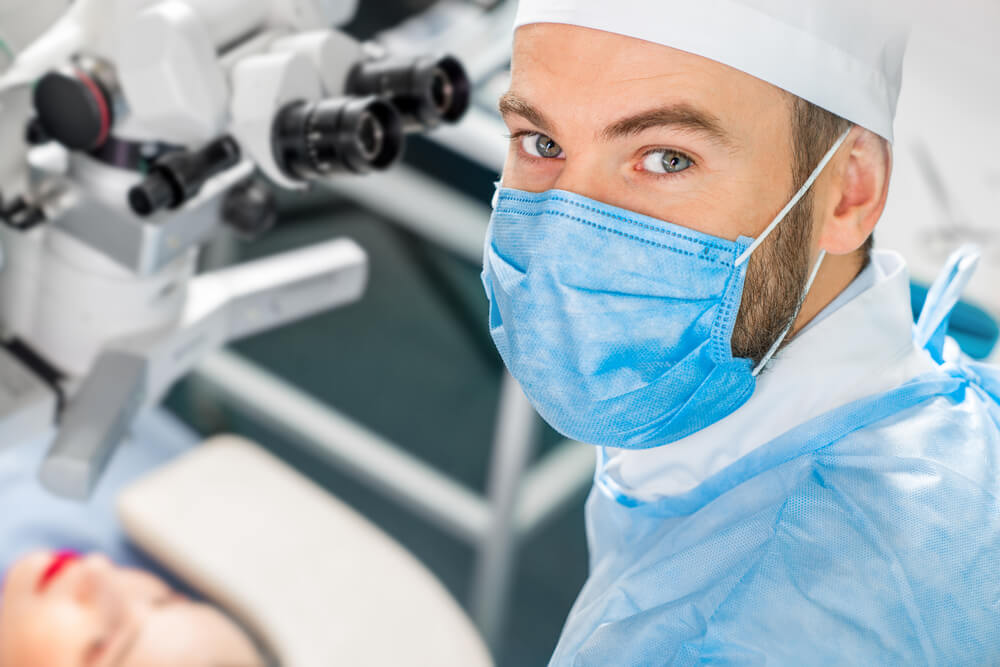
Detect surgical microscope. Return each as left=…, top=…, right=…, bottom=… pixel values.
left=0, top=0, right=470, bottom=500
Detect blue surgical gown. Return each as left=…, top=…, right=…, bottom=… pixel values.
left=551, top=254, right=1000, bottom=665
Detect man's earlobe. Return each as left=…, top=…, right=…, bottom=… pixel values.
left=821, top=129, right=891, bottom=255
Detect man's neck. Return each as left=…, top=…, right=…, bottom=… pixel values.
left=793, top=250, right=867, bottom=336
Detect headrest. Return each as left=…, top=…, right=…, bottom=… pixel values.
left=118, top=436, right=492, bottom=667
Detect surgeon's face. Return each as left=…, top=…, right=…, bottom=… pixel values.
left=0, top=550, right=263, bottom=667
left=502, top=24, right=827, bottom=362
left=504, top=23, right=801, bottom=242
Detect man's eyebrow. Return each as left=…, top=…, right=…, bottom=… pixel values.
left=499, top=92, right=734, bottom=149
left=601, top=104, right=733, bottom=147
left=498, top=92, right=554, bottom=134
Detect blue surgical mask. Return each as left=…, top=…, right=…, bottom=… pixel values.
left=481, top=129, right=850, bottom=449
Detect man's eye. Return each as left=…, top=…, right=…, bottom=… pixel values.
left=521, top=133, right=564, bottom=159
left=642, top=149, right=693, bottom=174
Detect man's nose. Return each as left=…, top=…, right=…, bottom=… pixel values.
left=552, top=152, right=625, bottom=209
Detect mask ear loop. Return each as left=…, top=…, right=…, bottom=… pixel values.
left=732, top=125, right=853, bottom=377
left=491, top=177, right=503, bottom=210
left=734, top=126, right=852, bottom=267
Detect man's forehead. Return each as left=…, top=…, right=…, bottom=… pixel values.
left=512, top=24, right=722, bottom=89
left=508, top=23, right=790, bottom=141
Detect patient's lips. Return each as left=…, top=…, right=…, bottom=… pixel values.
left=36, top=550, right=80, bottom=592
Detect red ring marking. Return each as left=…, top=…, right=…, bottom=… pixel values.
left=37, top=550, right=81, bottom=592
left=74, top=68, right=110, bottom=149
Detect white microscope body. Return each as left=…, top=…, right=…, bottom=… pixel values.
left=0, top=0, right=470, bottom=499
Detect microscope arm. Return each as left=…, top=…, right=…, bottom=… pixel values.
left=0, top=0, right=471, bottom=500
left=40, top=237, right=368, bottom=499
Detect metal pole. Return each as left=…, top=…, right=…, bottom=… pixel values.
left=469, top=371, right=540, bottom=650
left=515, top=439, right=594, bottom=538
left=187, top=227, right=241, bottom=433
left=193, top=349, right=493, bottom=544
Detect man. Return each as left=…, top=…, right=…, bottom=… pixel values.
left=481, top=0, right=1000, bottom=663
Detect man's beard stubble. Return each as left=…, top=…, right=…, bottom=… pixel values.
left=730, top=191, right=816, bottom=367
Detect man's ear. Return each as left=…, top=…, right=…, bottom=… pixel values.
left=818, top=127, right=891, bottom=255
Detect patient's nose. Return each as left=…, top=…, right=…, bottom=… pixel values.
left=43, top=552, right=126, bottom=625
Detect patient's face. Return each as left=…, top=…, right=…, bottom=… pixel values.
left=0, top=550, right=262, bottom=667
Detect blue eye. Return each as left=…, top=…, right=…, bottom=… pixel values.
left=521, top=133, right=564, bottom=159
left=642, top=149, right=693, bottom=174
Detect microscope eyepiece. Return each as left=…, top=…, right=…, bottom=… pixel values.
left=347, top=55, right=471, bottom=133
left=271, top=96, right=403, bottom=180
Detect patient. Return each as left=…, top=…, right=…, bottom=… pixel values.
left=0, top=550, right=264, bottom=667
left=0, top=402, right=269, bottom=665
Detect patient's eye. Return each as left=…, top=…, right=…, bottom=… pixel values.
left=521, top=133, right=564, bottom=159
left=642, top=149, right=693, bottom=174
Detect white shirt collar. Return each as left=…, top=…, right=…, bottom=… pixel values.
left=602, top=250, right=938, bottom=501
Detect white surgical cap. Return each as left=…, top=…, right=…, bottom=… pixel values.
left=514, top=0, right=909, bottom=142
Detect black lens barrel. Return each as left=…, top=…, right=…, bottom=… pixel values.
left=271, top=96, right=403, bottom=181
left=347, top=54, right=470, bottom=132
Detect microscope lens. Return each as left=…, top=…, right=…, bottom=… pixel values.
left=430, top=69, right=454, bottom=116
left=356, top=112, right=384, bottom=161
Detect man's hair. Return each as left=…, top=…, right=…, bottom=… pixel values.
left=790, top=97, right=874, bottom=267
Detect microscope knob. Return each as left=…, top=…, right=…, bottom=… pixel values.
left=33, top=68, right=112, bottom=151
left=129, top=136, right=241, bottom=216
left=221, top=177, right=278, bottom=239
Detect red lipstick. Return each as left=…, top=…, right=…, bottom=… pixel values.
left=37, top=550, right=80, bottom=592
